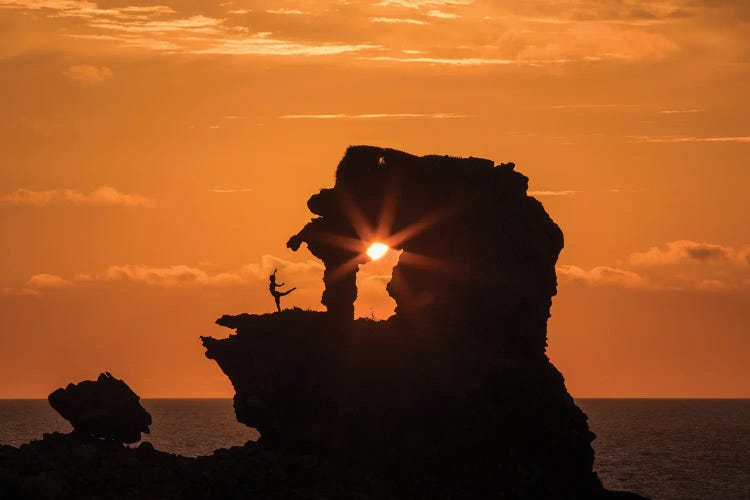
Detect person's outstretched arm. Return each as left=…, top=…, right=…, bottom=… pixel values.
left=277, top=282, right=284, bottom=287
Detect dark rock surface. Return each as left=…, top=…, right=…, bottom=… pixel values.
left=201, top=146, right=637, bottom=497
left=0, top=432, right=384, bottom=499
left=0, top=432, right=646, bottom=499
left=48, top=372, right=151, bottom=444
left=205, top=310, right=608, bottom=498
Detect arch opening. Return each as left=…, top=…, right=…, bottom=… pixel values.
left=354, top=247, right=402, bottom=320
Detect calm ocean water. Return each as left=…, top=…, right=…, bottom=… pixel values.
left=1, top=398, right=748, bottom=499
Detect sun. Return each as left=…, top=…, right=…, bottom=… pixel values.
left=366, top=242, right=390, bottom=261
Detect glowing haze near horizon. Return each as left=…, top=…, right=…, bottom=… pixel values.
left=1, top=0, right=749, bottom=398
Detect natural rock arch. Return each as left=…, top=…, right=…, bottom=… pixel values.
left=201, top=146, right=621, bottom=497
left=287, top=145, right=563, bottom=354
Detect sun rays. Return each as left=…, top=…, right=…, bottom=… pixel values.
left=319, top=183, right=458, bottom=281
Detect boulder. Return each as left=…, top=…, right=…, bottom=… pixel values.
left=48, top=372, right=151, bottom=444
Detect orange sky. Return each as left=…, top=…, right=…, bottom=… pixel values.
left=1, top=0, right=749, bottom=398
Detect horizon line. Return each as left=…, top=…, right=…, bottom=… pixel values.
left=2, top=396, right=749, bottom=401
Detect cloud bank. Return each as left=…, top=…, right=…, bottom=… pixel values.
left=558, top=240, right=750, bottom=292
left=0, top=186, right=154, bottom=207
left=4, top=254, right=400, bottom=319
left=1, top=0, right=720, bottom=67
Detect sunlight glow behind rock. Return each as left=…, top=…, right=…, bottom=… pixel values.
left=366, top=242, right=389, bottom=261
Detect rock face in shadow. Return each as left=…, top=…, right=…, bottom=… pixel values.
left=201, top=146, right=617, bottom=497
left=48, top=372, right=151, bottom=444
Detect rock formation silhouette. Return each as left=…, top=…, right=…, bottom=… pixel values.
left=48, top=372, right=151, bottom=444
left=286, top=146, right=561, bottom=349
left=0, top=146, right=646, bottom=499
left=201, top=146, right=631, bottom=497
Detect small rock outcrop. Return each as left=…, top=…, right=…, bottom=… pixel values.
left=201, top=146, right=629, bottom=497
left=48, top=372, right=151, bottom=444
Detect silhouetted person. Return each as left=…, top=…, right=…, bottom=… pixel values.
left=269, top=268, right=296, bottom=312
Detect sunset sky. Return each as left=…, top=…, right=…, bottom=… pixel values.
left=1, top=0, right=749, bottom=398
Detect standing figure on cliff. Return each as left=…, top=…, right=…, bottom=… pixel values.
left=269, top=268, right=296, bottom=312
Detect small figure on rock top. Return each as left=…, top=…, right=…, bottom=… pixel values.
left=269, top=268, right=296, bottom=312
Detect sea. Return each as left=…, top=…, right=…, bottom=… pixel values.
left=1, top=399, right=748, bottom=500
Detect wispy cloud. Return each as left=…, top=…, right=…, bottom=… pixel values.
left=119, top=6, right=174, bottom=14
left=369, top=16, right=427, bottom=25
left=366, top=56, right=516, bottom=65
left=0, top=186, right=154, bottom=207
left=87, top=15, right=222, bottom=34
left=529, top=188, right=642, bottom=196
left=208, top=188, right=253, bottom=193
left=1, top=1, right=379, bottom=57
left=281, top=114, right=349, bottom=119
left=374, top=0, right=472, bottom=7
left=0, top=1, right=93, bottom=10
left=63, top=64, right=113, bottom=86
left=280, top=112, right=469, bottom=119
left=631, top=135, right=750, bottom=143
left=0, top=0, right=699, bottom=67
left=551, top=104, right=626, bottom=109
left=528, top=190, right=580, bottom=196
left=426, top=10, right=459, bottom=19
left=659, top=109, right=703, bottom=114
left=265, top=9, right=304, bottom=16
left=194, top=37, right=380, bottom=56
